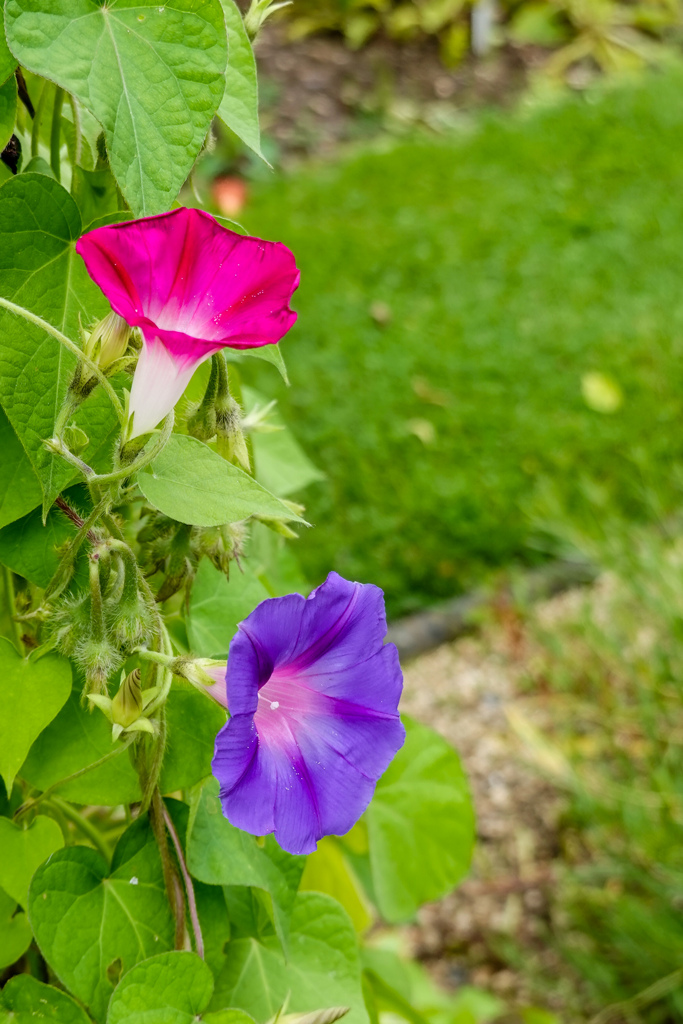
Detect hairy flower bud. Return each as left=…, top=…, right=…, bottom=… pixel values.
left=85, top=311, right=131, bottom=369
left=75, top=636, right=122, bottom=697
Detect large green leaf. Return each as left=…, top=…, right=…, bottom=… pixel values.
left=0, top=173, right=121, bottom=511
left=21, top=686, right=141, bottom=805
left=217, top=0, right=262, bottom=159
left=20, top=680, right=224, bottom=805
left=365, top=716, right=475, bottom=923
left=0, top=885, right=32, bottom=971
left=243, top=388, right=324, bottom=499
left=0, top=638, right=72, bottom=794
left=211, top=892, right=369, bottom=1024
left=0, top=490, right=88, bottom=586
left=106, top=950, right=256, bottom=1024
left=187, top=555, right=269, bottom=658
left=161, top=679, right=227, bottom=792
left=0, top=407, right=42, bottom=530
left=0, top=975, right=92, bottom=1023
left=0, top=72, right=16, bottom=151
left=138, top=433, right=306, bottom=528
left=186, top=776, right=305, bottom=953
left=6, top=0, right=227, bottom=215
left=28, top=837, right=174, bottom=1021
left=0, top=814, right=64, bottom=908
left=0, top=10, right=17, bottom=84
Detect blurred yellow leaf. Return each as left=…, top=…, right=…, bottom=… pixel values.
left=581, top=371, right=623, bottom=413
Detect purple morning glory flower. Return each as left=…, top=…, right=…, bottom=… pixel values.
left=210, top=572, right=405, bottom=855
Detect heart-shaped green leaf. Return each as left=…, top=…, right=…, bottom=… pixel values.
left=139, top=434, right=307, bottom=528
left=0, top=885, right=33, bottom=970
left=187, top=777, right=305, bottom=954
left=0, top=72, right=16, bottom=152
left=0, top=487, right=90, bottom=587
left=21, top=681, right=225, bottom=805
left=365, top=716, right=475, bottom=923
left=211, top=893, right=368, bottom=1023
left=217, top=0, right=262, bottom=160
left=0, top=815, right=64, bottom=908
left=0, top=406, right=43, bottom=530
left=0, top=174, right=122, bottom=511
left=6, top=0, right=228, bottom=216
left=187, top=556, right=269, bottom=658
left=0, top=974, right=92, bottom=1023
left=29, top=828, right=174, bottom=1021
left=0, top=637, right=72, bottom=794
left=106, top=950, right=255, bottom=1024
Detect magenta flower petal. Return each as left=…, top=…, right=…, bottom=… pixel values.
left=211, top=572, right=405, bottom=855
left=76, top=207, right=299, bottom=438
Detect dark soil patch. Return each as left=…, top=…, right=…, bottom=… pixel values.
left=254, top=25, right=541, bottom=161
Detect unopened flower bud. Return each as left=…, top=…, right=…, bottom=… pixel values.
left=75, top=636, right=122, bottom=697
left=216, top=398, right=250, bottom=472
left=85, top=311, right=131, bottom=369
left=244, top=0, right=291, bottom=40
left=173, top=657, right=228, bottom=708
left=111, top=668, right=143, bottom=728
left=63, top=424, right=89, bottom=456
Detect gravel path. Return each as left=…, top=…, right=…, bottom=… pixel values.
left=398, top=601, right=578, bottom=1012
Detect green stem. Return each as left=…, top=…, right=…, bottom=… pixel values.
left=150, top=789, right=186, bottom=950
left=3, top=565, right=23, bottom=653
left=0, top=296, right=125, bottom=424
left=13, top=736, right=136, bottom=820
left=162, top=803, right=204, bottom=958
left=93, top=412, right=174, bottom=487
left=46, top=796, right=111, bottom=863
left=68, top=94, right=82, bottom=167
left=50, top=87, right=64, bottom=182
left=44, top=495, right=110, bottom=601
left=30, top=80, right=48, bottom=158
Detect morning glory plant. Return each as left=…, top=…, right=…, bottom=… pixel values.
left=0, top=4, right=474, bottom=1022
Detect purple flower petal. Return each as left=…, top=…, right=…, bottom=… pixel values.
left=211, top=572, right=405, bottom=855
left=76, top=207, right=299, bottom=438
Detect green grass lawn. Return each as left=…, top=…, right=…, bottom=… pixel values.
left=241, top=70, right=683, bottom=615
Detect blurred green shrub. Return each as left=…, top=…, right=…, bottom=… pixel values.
left=287, top=0, right=473, bottom=65
left=283, top=0, right=682, bottom=78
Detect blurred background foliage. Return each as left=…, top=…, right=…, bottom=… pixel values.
left=216, top=70, right=683, bottom=616
left=282, top=0, right=682, bottom=76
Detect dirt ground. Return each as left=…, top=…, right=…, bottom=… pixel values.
left=398, top=591, right=588, bottom=1015
left=254, top=25, right=541, bottom=162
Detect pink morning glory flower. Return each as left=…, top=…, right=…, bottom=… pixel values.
left=76, top=207, right=300, bottom=438
left=210, top=572, right=405, bottom=855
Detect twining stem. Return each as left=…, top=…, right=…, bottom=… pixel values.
left=2, top=565, right=23, bottom=653
left=150, top=789, right=186, bottom=950
left=0, top=296, right=125, bottom=424
left=45, top=796, right=111, bottom=863
left=13, top=735, right=137, bottom=820
left=50, top=87, right=64, bottom=182
left=55, top=496, right=98, bottom=542
left=92, top=411, right=175, bottom=488
left=44, top=494, right=110, bottom=601
left=162, top=803, right=204, bottom=958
